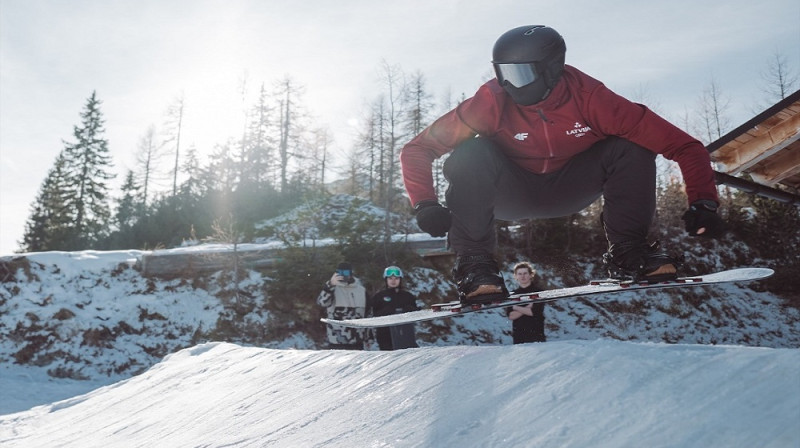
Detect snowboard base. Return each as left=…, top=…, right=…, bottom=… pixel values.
left=321, top=267, right=773, bottom=329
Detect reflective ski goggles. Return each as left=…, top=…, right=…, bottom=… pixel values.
left=494, top=62, right=539, bottom=88
left=383, top=267, right=403, bottom=278
left=336, top=269, right=352, bottom=277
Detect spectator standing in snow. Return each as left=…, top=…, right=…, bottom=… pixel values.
left=317, top=262, right=368, bottom=350
left=506, top=262, right=546, bottom=343
left=367, top=266, right=420, bottom=350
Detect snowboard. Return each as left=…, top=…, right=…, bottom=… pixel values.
left=321, top=267, right=773, bottom=329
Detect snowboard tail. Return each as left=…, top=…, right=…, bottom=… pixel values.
left=321, top=267, right=773, bottom=329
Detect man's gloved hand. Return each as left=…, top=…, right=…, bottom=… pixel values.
left=414, top=200, right=452, bottom=237
left=682, top=199, right=725, bottom=238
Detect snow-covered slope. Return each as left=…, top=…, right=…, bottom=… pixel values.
left=2, top=249, right=799, bottom=412
left=1, top=341, right=798, bottom=447
left=2, top=243, right=799, bottom=448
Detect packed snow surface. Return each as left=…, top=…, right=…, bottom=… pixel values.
left=1, top=341, right=798, bottom=447
left=1, top=248, right=798, bottom=447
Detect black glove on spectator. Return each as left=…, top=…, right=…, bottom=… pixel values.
left=682, top=200, right=725, bottom=238
left=415, top=200, right=452, bottom=237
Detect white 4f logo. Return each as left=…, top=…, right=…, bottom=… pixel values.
left=514, top=132, right=528, bottom=141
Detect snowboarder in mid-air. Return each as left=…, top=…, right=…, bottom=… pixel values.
left=400, top=25, right=725, bottom=305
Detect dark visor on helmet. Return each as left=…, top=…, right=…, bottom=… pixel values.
left=494, top=62, right=539, bottom=88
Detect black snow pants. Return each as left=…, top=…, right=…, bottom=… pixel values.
left=442, top=136, right=657, bottom=255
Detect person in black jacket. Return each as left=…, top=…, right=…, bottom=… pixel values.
left=368, top=266, right=420, bottom=350
left=506, top=262, right=546, bottom=343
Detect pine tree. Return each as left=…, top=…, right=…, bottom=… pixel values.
left=115, top=170, right=143, bottom=232
left=20, top=153, right=72, bottom=252
left=694, top=75, right=731, bottom=145
left=206, top=140, right=238, bottom=196
left=303, top=126, right=332, bottom=192
left=402, top=70, right=436, bottom=204
left=178, top=145, right=204, bottom=199
left=760, top=51, right=798, bottom=103
left=403, top=71, right=434, bottom=139
left=274, top=76, right=306, bottom=192
left=60, top=91, right=116, bottom=249
left=107, top=170, right=143, bottom=249
left=242, top=83, right=276, bottom=188
left=135, top=125, right=167, bottom=206
left=352, top=101, right=382, bottom=202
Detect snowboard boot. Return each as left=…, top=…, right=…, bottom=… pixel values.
left=452, top=254, right=509, bottom=304
left=602, top=240, right=678, bottom=282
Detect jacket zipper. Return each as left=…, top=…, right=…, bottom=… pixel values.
left=538, top=109, right=553, bottom=172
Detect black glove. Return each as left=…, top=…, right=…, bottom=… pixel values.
left=682, top=199, right=725, bottom=238
left=414, top=200, right=452, bottom=237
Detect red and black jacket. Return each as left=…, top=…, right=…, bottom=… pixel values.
left=400, top=65, right=718, bottom=206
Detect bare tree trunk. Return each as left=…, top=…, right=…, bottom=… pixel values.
left=163, top=94, right=185, bottom=197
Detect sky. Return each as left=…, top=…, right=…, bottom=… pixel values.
left=1, top=0, right=799, bottom=256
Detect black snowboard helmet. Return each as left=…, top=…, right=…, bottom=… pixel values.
left=492, top=25, right=567, bottom=105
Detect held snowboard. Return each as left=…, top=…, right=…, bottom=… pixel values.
left=321, top=267, right=773, bottom=329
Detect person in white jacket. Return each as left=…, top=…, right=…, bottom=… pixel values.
left=317, top=262, right=368, bottom=350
